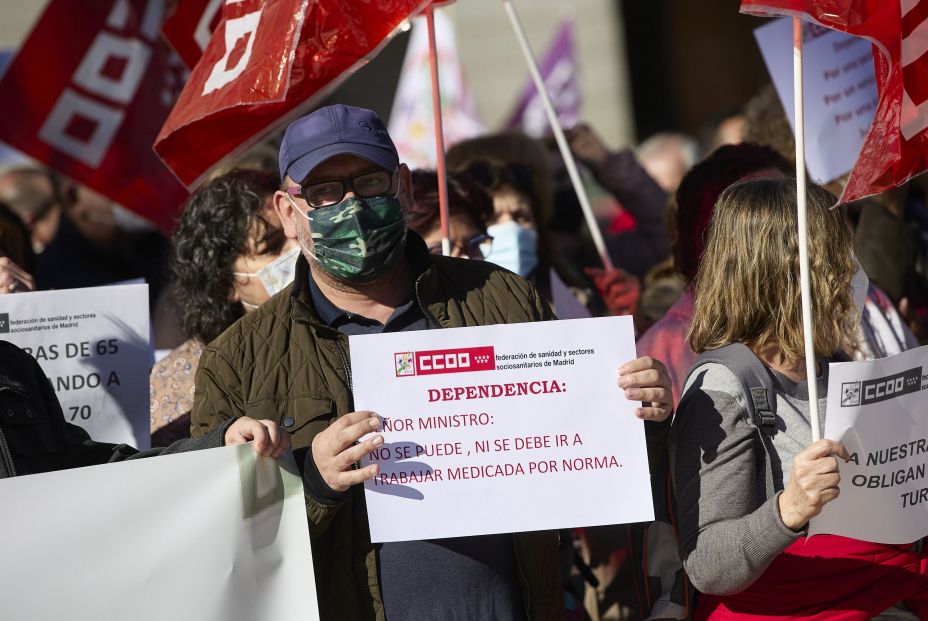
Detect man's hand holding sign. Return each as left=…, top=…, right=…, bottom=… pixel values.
left=225, top=417, right=291, bottom=459
left=312, top=411, right=384, bottom=493
left=619, top=356, right=674, bottom=422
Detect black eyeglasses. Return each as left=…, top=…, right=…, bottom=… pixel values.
left=427, top=233, right=493, bottom=259
left=287, top=169, right=396, bottom=208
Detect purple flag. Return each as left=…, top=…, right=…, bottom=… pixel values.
left=505, top=16, right=580, bottom=136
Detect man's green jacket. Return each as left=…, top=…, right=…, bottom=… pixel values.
left=191, top=234, right=566, bottom=621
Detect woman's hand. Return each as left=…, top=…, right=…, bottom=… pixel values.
left=0, top=256, right=35, bottom=293
left=778, top=439, right=849, bottom=531
left=617, top=356, right=674, bottom=422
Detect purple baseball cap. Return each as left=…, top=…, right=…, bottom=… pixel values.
left=278, top=104, right=399, bottom=183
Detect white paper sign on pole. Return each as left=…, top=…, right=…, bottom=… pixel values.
left=0, top=445, right=318, bottom=621
left=754, top=17, right=879, bottom=184
left=0, top=283, right=151, bottom=448
left=810, top=344, right=928, bottom=544
left=350, top=316, right=653, bottom=543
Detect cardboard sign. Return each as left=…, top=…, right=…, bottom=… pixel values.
left=754, top=17, right=879, bottom=184
left=0, top=283, right=151, bottom=448
left=349, top=316, right=654, bottom=543
left=0, top=445, right=318, bottom=621
left=810, top=344, right=928, bottom=544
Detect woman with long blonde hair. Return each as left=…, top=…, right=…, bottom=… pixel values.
left=672, top=177, right=928, bottom=619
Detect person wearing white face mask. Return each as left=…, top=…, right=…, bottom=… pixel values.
left=233, top=244, right=301, bottom=310
left=150, top=169, right=291, bottom=445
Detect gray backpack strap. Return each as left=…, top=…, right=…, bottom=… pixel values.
left=683, top=343, right=777, bottom=436
left=683, top=343, right=779, bottom=499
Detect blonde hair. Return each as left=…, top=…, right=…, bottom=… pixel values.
left=689, top=178, right=856, bottom=364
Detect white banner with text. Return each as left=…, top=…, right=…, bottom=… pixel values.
left=0, top=283, right=151, bottom=447
left=811, top=344, right=928, bottom=543
left=755, top=17, right=878, bottom=184
left=349, top=316, right=654, bottom=543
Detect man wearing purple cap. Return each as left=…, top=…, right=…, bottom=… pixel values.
left=190, top=104, right=672, bottom=621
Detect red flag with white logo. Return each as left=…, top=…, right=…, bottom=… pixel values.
left=155, top=0, right=429, bottom=188
left=741, top=0, right=928, bottom=203
left=0, top=0, right=188, bottom=233
left=161, top=0, right=224, bottom=69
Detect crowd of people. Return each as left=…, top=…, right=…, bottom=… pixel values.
left=2, top=76, right=928, bottom=621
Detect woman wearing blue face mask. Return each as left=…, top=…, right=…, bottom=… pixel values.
left=150, top=169, right=292, bottom=445
left=450, top=157, right=606, bottom=318
left=486, top=186, right=539, bottom=278
left=452, top=159, right=539, bottom=277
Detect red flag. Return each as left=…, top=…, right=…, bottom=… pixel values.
left=0, top=0, right=188, bottom=233
left=740, top=0, right=928, bottom=203
left=161, top=0, right=224, bottom=69
left=155, top=0, right=429, bottom=188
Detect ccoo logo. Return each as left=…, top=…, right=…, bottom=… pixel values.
left=394, top=346, right=495, bottom=377
left=841, top=367, right=922, bottom=406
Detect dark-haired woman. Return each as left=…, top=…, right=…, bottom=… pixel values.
left=150, top=169, right=297, bottom=444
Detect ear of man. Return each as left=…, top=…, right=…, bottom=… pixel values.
left=273, top=177, right=300, bottom=240
left=397, top=163, right=414, bottom=209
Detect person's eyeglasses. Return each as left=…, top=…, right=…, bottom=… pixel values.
left=427, top=233, right=493, bottom=259
left=286, top=169, right=396, bottom=208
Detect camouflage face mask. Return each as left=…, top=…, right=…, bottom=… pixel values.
left=301, top=194, right=406, bottom=282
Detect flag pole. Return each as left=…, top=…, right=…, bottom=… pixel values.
left=793, top=17, right=821, bottom=442
left=501, top=0, right=614, bottom=270
left=425, top=4, right=452, bottom=256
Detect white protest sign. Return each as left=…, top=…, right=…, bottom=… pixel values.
left=0, top=283, right=151, bottom=448
left=0, top=445, right=318, bottom=621
left=754, top=17, right=879, bottom=183
left=349, top=316, right=653, bottom=543
left=810, top=344, right=928, bottom=544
